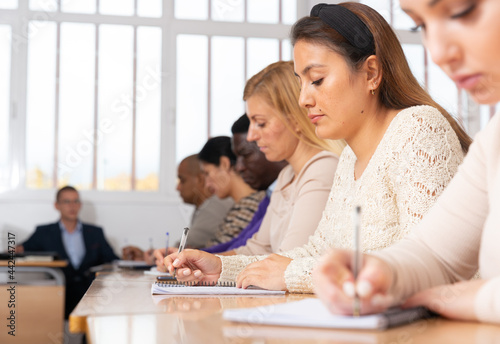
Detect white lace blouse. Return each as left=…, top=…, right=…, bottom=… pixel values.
left=218, top=105, right=465, bottom=293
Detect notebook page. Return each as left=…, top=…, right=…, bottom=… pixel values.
left=151, top=283, right=285, bottom=295
left=224, top=298, right=390, bottom=330
left=144, top=267, right=171, bottom=276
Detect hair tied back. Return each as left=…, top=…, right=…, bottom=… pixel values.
left=310, top=3, right=375, bottom=56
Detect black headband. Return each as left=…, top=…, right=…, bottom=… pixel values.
left=310, top=3, right=375, bottom=56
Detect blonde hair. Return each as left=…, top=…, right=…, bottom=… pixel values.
left=243, top=60, right=346, bottom=156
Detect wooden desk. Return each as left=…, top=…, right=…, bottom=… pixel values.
left=70, top=271, right=500, bottom=344
left=0, top=260, right=68, bottom=268
left=0, top=260, right=67, bottom=344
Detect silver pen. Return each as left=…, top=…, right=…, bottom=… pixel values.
left=173, top=227, right=190, bottom=278
left=352, top=206, right=362, bottom=317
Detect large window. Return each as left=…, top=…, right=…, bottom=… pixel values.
left=0, top=25, right=11, bottom=193
left=174, top=0, right=296, bottom=162
left=1, top=1, right=491, bottom=199
left=0, top=0, right=297, bottom=198
left=23, top=7, right=162, bottom=192
left=2, top=1, right=164, bottom=194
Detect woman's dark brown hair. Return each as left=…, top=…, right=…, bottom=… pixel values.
left=291, top=2, right=472, bottom=153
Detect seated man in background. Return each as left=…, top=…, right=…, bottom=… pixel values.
left=16, top=186, right=118, bottom=319
left=174, top=154, right=234, bottom=247
left=203, top=114, right=287, bottom=253
left=124, top=154, right=234, bottom=262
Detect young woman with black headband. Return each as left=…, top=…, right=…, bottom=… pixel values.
left=162, top=2, right=470, bottom=293
left=313, top=0, right=500, bottom=324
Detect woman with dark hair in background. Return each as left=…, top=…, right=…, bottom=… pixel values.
left=197, top=135, right=264, bottom=246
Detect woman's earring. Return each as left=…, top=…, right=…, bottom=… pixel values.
left=371, top=89, right=375, bottom=96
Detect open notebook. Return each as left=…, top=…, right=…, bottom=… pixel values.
left=115, top=260, right=154, bottom=269
left=144, top=267, right=172, bottom=277
left=151, top=281, right=286, bottom=296
left=223, top=298, right=437, bottom=330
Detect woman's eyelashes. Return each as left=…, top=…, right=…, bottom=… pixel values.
left=409, top=2, right=476, bottom=32
left=410, top=24, right=424, bottom=32
left=312, top=78, right=324, bottom=86
left=450, top=3, right=476, bottom=19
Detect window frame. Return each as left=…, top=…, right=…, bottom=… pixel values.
left=0, top=0, right=306, bottom=204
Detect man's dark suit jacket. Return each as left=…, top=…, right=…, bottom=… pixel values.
left=22, top=222, right=119, bottom=318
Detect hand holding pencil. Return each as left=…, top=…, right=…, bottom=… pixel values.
left=312, top=249, right=395, bottom=316
left=164, top=248, right=223, bottom=285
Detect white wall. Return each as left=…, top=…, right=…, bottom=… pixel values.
left=0, top=198, right=194, bottom=258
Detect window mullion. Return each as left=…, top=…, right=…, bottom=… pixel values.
left=279, top=0, right=283, bottom=60
left=8, top=2, right=29, bottom=191
left=53, top=22, right=61, bottom=188
left=279, top=0, right=283, bottom=23
left=131, top=26, right=138, bottom=190
left=207, top=35, right=212, bottom=138
left=244, top=37, right=247, bottom=83
left=389, top=0, right=394, bottom=26
left=92, top=24, right=99, bottom=190
left=244, top=0, right=247, bottom=23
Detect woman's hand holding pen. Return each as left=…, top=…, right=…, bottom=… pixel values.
left=312, top=249, right=394, bottom=315
left=164, top=249, right=222, bottom=284
left=154, top=247, right=179, bottom=272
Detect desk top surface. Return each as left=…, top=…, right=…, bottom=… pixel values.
left=70, top=271, right=500, bottom=344
left=0, top=260, right=68, bottom=267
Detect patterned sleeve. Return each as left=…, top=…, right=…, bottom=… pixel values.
left=205, top=191, right=264, bottom=247
left=391, top=107, right=463, bottom=235
left=217, top=254, right=267, bottom=282
left=217, top=203, right=335, bottom=289
left=217, top=191, right=337, bottom=287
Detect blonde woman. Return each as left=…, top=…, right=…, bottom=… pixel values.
left=221, top=61, right=344, bottom=256
left=154, top=61, right=343, bottom=271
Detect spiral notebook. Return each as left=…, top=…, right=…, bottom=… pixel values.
left=151, top=281, right=286, bottom=296
left=223, top=298, right=437, bottom=330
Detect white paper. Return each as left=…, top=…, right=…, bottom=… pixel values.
left=223, top=298, right=388, bottom=330
left=151, top=283, right=286, bottom=296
